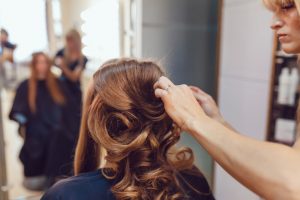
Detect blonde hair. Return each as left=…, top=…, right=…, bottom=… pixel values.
left=263, top=0, right=300, bottom=13
left=64, top=29, right=84, bottom=66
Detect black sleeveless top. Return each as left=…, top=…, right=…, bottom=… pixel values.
left=41, top=169, right=215, bottom=200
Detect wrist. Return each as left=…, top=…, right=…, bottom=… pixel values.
left=214, top=115, right=226, bottom=125
left=184, top=115, right=211, bottom=136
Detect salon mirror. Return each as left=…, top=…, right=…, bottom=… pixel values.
left=0, top=0, right=222, bottom=199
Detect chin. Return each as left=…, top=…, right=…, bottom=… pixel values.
left=281, top=45, right=300, bottom=54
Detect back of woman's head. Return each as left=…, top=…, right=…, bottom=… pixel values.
left=75, top=59, right=199, bottom=200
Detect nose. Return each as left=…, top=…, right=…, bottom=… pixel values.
left=271, top=15, right=284, bottom=30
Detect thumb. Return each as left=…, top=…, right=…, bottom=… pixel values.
left=154, top=88, right=168, bottom=99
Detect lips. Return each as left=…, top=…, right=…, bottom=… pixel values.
left=278, top=33, right=289, bottom=42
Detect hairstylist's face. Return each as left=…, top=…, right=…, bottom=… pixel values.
left=66, top=36, right=77, bottom=50
left=271, top=2, right=300, bottom=54
left=0, top=34, right=8, bottom=43
left=35, top=55, right=49, bottom=79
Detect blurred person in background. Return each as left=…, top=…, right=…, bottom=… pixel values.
left=9, top=52, right=65, bottom=190
left=0, top=28, right=17, bottom=88
left=49, top=29, right=88, bottom=182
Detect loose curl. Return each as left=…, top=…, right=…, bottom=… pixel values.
left=74, top=59, right=208, bottom=200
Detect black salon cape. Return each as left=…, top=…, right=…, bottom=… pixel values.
left=46, top=49, right=88, bottom=180
left=41, top=169, right=215, bottom=200
left=9, top=80, right=63, bottom=177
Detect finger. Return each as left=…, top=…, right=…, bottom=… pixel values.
left=154, top=88, right=168, bottom=98
left=193, top=92, right=208, bottom=104
left=190, top=87, right=214, bottom=103
left=180, top=86, right=205, bottom=105
left=189, top=86, right=206, bottom=95
left=154, top=76, right=175, bottom=90
left=178, top=84, right=188, bottom=88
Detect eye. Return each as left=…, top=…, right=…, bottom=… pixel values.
left=281, top=2, right=295, bottom=10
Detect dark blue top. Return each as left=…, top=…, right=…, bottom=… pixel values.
left=1, top=41, right=16, bottom=50
left=42, top=170, right=115, bottom=200
left=54, top=48, right=88, bottom=138
left=41, top=169, right=215, bottom=200
left=55, top=48, right=88, bottom=98
left=55, top=48, right=88, bottom=83
left=0, top=41, right=16, bottom=56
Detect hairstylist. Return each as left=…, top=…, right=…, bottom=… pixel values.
left=154, top=0, right=300, bottom=199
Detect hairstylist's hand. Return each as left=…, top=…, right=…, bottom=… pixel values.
left=189, top=86, right=224, bottom=124
left=55, top=57, right=63, bottom=66
left=54, top=58, right=68, bottom=73
left=154, top=76, right=209, bottom=132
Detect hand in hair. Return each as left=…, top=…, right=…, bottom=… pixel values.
left=74, top=59, right=211, bottom=200
left=54, top=57, right=64, bottom=67
left=54, top=57, right=83, bottom=82
left=154, top=76, right=208, bottom=132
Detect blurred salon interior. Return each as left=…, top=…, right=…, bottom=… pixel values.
left=0, top=0, right=296, bottom=200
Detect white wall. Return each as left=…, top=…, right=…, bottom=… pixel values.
left=141, top=0, right=221, bottom=185
left=0, top=0, right=48, bottom=61
left=215, top=0, right=274, bottom=199
left=60, top=0, right=92, bottom=35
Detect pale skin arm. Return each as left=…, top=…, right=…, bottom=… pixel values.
left=154, top=76, right=300, bottom=200
left=54, top=57, right=84, bottom=82
left=189, top=86, right=237, bottom=131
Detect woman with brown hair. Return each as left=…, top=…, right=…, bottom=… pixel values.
left=42, top=59, right=214, bottom=200
left=9, top=52, right=65, bottom=190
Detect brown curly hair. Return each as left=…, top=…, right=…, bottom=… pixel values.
left=74, top=59, right=207, bottom=200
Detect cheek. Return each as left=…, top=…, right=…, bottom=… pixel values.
left=288, top=10, right=300, bottom=34
left=67, top=41, right=75, bottom=48
left=291, top=24, right=300, bottom=50
left=284, top=11, right=300, bottom=52
left=36, top=64, right=48, bottom=73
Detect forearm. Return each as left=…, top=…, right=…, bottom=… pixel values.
left=190, top=117, right=300, bottom=200
left=61, top=65, right=81, bottom=82
left=153, top=76, right=300, bottom=199
left=216, top=117, right=237, bottom=132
